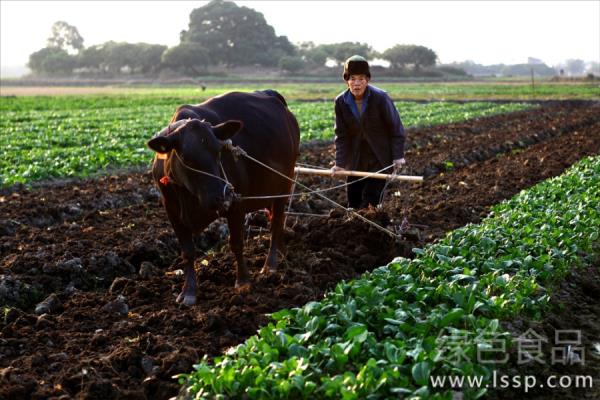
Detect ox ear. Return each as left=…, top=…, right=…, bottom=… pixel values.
left=212, top=120, right=243, bottom=140
left=147, top=134, right=178, bottom=154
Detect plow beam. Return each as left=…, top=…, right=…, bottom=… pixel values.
left=294, top=167, right=423, bottom=183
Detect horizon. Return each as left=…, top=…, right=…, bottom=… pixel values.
left=1, top=0, right=599, bottom=78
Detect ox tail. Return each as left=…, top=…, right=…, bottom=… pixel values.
left=260, top=89, right=288, bottom=107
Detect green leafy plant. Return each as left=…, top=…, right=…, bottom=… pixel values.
left=179, top=155, right=600, bottom=399
left=0, top=95, right=533, bottom=187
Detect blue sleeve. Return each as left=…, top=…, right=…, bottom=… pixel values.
left=382, top=94, right=406, bottom=159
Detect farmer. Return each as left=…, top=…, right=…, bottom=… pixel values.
left=331, top=55, right=406, bottom=209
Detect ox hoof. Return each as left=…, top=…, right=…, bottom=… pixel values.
left=235, top=281, right=252, bottom=293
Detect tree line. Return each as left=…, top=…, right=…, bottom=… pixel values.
left=28, top=0, right=446, bottom=77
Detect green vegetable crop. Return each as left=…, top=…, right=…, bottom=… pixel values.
left=180, top=155, right=600, bottom=399
left=0, top=95, right=532, bottom=187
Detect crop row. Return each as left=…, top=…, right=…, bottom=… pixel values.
left=295, top=101, right=531, bottom=141
left=180, top=155, right=600, bottom=399
left=0, top=100, right=531, bottom=187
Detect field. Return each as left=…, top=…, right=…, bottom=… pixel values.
left=1, top=81, right=599, bottom=100
left=1, top=83, right=599, bottom=399
left=0, top=95, right=532, bottom=186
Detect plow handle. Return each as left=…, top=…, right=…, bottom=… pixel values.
left=293, top=167, right=423, bottom=182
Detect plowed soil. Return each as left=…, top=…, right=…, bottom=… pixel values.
left=1, top=101, right=599, bottom=399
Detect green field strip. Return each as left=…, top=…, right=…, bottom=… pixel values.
left=1, top=100, right=533, bottom=187
left=179, top=155, right=600, bottom=399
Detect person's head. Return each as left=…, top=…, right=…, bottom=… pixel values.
left=343, top=55, right=370, bottom=100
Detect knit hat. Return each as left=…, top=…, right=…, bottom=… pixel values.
left=343, top=55, right=371, bottom=81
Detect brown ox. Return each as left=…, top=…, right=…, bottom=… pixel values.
left=147, top=90, right=300, bottom=305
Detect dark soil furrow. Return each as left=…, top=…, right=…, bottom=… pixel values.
left=1, top=102, right=599, bottom=399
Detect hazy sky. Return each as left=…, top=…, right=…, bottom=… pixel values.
left=1, top=0, right=599, bottom=75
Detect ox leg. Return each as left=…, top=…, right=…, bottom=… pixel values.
left=228, top=212, right=251, bottom=291
left=172, top=223, right=198, bottom=306
left=163, top=196, right=199, bottom=306
left=261, top=199, right=285, bottom=274
left=156, top=170, right=203, bottom=306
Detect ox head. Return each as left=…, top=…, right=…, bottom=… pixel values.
left=148, top=118, right=243, bottom=213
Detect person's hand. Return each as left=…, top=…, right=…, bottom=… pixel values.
left=331, top=165, right=346, bottom=176
left=393, top=158, right=406, bottom=172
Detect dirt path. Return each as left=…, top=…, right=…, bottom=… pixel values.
left=1, top=102, right=599, bottom=399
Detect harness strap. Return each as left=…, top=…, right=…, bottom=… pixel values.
left=170, top=142, right=396, bottom=199
left=232, top=148, right=400, bottom=240
left=164, top=140, right=400, bottom=240
left=172, top=150, right=231, bottom=186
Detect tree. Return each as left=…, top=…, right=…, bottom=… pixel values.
left=295, top=42, right=373, bottom=67
left=78, top=44, right=109, bottom=73
left=298, top=42, right=328, bottom=67
left=132, top=43, right=168, bottom=74
left=103, top=41, right=137, bottom=73
left=180, top=0, right=294, bottom=67
left=411, top=46, right=437, bottom=70
left=383, top=45, right=437, bottom=70
left=316, top=42, right=373, bottom=66
left=382, top=45, right=411, bottom=69
left=28, top=47, right=76, bottom=75
left=47, top=21, right=84, bottom=54
left=27, top=21, right=81, bottom=75
left=162, top=42, right=211, bottom=75
left=278, top=56, right=304, bottom=74
left=77, top=42, right=167, bottom=75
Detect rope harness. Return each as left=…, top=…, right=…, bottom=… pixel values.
left=162, top=138, right=403, bottom=240
left=171, top=150, right=236, bottom=209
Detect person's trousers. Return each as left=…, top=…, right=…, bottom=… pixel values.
left=348, top=139, right=386, bottom=208
left=346, top=176, right=386, bottom=209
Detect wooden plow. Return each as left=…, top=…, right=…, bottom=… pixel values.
left=293, top=167, right=423, bottom=183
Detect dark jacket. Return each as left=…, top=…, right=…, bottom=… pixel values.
left=334, top=85, right=405, bottom=170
